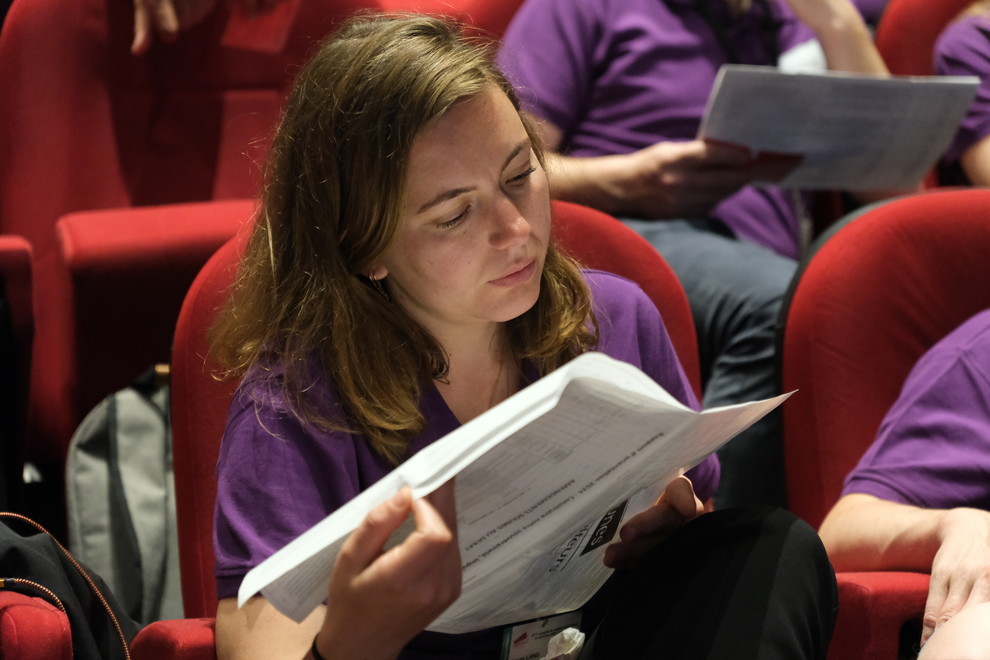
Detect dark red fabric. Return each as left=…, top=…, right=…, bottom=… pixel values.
left=829, top=573, right=929, bottom=660
left=0, top=0, right=386, bottom=531
left=552, top=200, right=702, bottom=399
left=23, top=201, right=249, bottom=508
left=171, top=234, right=246, bottom=620
left=378, top=0, right=526, bottom=36
left=781, top=188, right=990, bottom=659
left=0, top=590, right=73, bottom=660
left=130, top=618, right=218, bottom=660
left=875, top=0, right=973, bottom=76
left=0, top=0, right=530, bottom=539
left=782, top=188, right=990, bottom=529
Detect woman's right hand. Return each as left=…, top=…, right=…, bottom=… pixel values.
left=314, top=483, right=462, bottom=659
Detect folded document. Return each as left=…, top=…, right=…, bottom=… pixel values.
left=239, top=352, right=789, bottom=634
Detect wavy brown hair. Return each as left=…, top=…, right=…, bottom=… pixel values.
left=209, top=13, right=598, bottom=463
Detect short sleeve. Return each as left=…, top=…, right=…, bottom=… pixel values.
left=213, top=389, right=363, bottom=599
left=935, top=16, right=990, bottom=166
left=842, top=311, right=990, bottom=510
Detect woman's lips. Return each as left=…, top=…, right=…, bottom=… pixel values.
left=490, top=258, right=537, bottom=286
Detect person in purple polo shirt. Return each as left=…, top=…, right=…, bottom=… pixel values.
left=819, top=308, right=990, bottom=658
left=935, top=2, right=990, bottom=186
left=208, top=14, right=837, bottom=660
left=496, top=0, right=888, bottom=509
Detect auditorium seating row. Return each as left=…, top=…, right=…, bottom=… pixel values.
left=0, top=0, right=982, bottom=658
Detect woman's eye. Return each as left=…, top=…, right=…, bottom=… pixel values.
left=438, top=207, right=469, bottom=229
left=508, top=166, right=537, bottom=184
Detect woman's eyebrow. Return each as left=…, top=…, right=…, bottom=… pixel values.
left=417, top=186, right=475, bottom=214
left=500, top=140, right=531, bottom=172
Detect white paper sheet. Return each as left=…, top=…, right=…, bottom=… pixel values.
left=698, top=64, right=979, bottom=190
left=238, top=352, right=789, bottom=633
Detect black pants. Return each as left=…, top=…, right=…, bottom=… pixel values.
left=579, top=506, right=838, bottom=660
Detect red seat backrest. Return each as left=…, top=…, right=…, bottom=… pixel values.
left=171, top=199, right=700, bottom=617
left=781, top=188, right=990, bottom=529
left=0, top=0, right=383, bottom=529
left=874, top=0, right=974, bottom=75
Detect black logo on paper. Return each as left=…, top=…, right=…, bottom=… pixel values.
left=581, top=500, right=627, bottom=555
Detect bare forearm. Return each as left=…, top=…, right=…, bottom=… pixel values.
left=961, top=137, right=990, bottom=186
left=818, top=494, right=945, bottom=572
left=791, top=0, right=888, bottom=75
left=819, top=13, right=887, bottom=74
left=546, top=152, right=642, bottom=216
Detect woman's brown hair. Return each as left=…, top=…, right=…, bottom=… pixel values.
left=209, top=13, right=598, bottom=463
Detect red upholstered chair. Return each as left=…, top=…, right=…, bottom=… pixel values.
left=0, top=0, right=391, bottom=532
left=873, top=0, right=975, bottom=190
left=0, top=590, right=73, bottom=660
left=779, top=188, right=990, bottom=660
left=0, top=0, right=528, bottom=538
left=874, top=0, right=973, bottom=76
left=378, top=0, right=526, bottom=36
left=15, top=202, right=250, bottom=534
left=553, top=202, right=701, bottom=399
left=131, top=200, right=699, bottom=657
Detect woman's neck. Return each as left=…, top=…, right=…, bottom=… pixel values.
left=434, top=326, right=517, bottom=424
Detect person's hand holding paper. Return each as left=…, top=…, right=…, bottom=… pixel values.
left=602, top=474, right=705, bottom=570
left=317, top=483, right=462, bottom=659
left=606, top=139, right=760, bottom=219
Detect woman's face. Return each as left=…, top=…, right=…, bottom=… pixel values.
left=375, top=85, right=552, bottom=342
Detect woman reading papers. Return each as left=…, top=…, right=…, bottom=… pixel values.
left=209, top=13, right=836, bottom=660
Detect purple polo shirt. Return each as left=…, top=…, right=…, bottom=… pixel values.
left=497, top=0, right=816, bottom=259
left=214, top=270, right=719, bottom=657
left=854, top=0, right=887, bottom=26
left=935, top=14, right=990, bottom=185
left=842, top=309, right=990, bottom=510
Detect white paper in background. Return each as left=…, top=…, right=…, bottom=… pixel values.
left=238, top=352, right=790, bottom=634
left=698, top=64, right=979, bottom=191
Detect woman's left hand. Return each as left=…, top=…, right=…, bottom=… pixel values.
left=603, top=475, right=704, bottom=570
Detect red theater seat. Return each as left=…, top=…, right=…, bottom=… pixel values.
left=780, top=188, right=990, bottom=659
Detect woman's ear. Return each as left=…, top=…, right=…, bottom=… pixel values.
left=367, top=265, right=389, bottom=281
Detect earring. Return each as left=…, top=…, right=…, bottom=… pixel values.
left=368, top=272, right=390, bottom=301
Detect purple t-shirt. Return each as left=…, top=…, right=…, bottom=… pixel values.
left=497, top=0, right=816, bottom=259
left=214, top=270, right=719, bottom=657
left=842, top=309, right=990, bottom=510
left=854, top=0, right=887, bottom=26
left=935, top=14, right=990, bottom=185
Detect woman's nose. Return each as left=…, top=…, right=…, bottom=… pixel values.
left=489, top=196, right=531, bottom=249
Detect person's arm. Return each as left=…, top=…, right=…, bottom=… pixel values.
left=782, top=0, right=917, bottom=202
left=783, top=0, right=887, bottom=75
left=535, top=118, right=758, bottom=220
left=820, top=493, right=990, bottom=645
left=216, top=485, right=462, bottom=660
left=961, top=136, right=990, bottom=185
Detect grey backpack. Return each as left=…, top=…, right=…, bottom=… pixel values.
left=65, top=366, right=184, bottom=625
